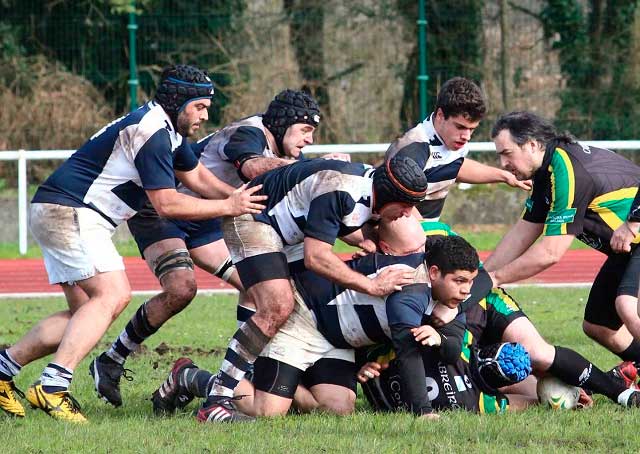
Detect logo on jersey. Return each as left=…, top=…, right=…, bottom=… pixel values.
left=431, top=151, right=443, bottom=159
left=546, top=208, right=576, bottom=224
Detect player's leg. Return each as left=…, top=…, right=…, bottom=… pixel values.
left=0, top=282, right=90, bottom=417
left=499, top=297, right=638, bottom=406
left=582, top=254, right=640, bottom=361
left=90, top=209, right=200, bottom=406
left=24, top=204, right=129, bottom=422
left=303, top=358, right=357, bottom=415
left=199, top=216, right=293, bottom=422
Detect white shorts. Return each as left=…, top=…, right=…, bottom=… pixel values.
left=29, top=203, right=124, bottom=285
left=260, top=286, right=354, bottom=371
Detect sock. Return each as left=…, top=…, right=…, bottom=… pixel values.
left=208, top=318, right=270, bottom=399
left=618, top=340, right=640, bottom=362
left=41, top=363, right=73, bottom=393
left=0, top=350, right=22, bottom=381
left=548, top=346, right=625, bottom=401
left=236, top=305, right=256, bottom=328
left=106, top=302, right=158, bottom=365
left=181, top=367, right=216, bottom=398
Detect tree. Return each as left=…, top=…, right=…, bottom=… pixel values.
left=397, top=0, right=484, bottom=128
left=540, top=0, right=640, bottom=138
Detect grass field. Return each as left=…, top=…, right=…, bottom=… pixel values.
left=1, top=287, right=638, bottom=453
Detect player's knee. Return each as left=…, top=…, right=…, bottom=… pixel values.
left=162, top=274, right=198, bottom=311
left=320, top=395, right=355, bottom=415
left=582, top=320, right=599, bottom=340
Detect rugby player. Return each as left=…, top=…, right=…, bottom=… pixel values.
left=194, top=153, right=430, bottom=422
left=0, top=65, right=266, bottom=421
left=485, top=112, right=640, bottom=379
left=385, top=77, right=530, bottom=223
left=88, top=89, right=322, bottom=408
left=150, top=220, right=486, bottom=420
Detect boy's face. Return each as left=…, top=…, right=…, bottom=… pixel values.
left=428, top=266, right=477, bottom=308
left=434, top=109, right=480, bottom=151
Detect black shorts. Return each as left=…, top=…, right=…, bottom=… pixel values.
left=252, top=357, right=357, bottom=400
left=127, top=202, right=223, bottom=257
left=584, top=250, right=640, bottom=330
left=465, top=288, right=528, bottom=346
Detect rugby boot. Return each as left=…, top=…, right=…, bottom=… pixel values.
left=0, top=380, right=25, bottom=417
left=89, top=353, right=133, bottom=407
left=151, top=357, right=198, bottom=415
left=26, top=381, right=86, bottom=423
left=620, top=389, right=640, bottom=408
left=607, top=361, right=639, bottom=389
left=196, top=396, right=255, bottom=423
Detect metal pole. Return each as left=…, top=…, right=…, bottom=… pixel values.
left=128, top=0, right=138, bottom=111
left=417, top=0, right=428, bottom=121
left=18, top=149, right=27, bottom=255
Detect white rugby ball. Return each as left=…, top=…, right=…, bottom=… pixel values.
left=536, top=376, right=580, bottom=410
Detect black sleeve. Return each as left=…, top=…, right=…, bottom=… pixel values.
left=457, top=268, right=493, bottom=314
left=390, top=325, right=433, bottom=416
left=628, top=184, right=640, bottom=222
left=436, top=318, right=465, bottom=364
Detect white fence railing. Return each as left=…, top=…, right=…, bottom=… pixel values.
left=2, top=140, right=640, bottom=254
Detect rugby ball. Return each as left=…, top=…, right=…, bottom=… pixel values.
left=536, top=376, right=580, bottom=410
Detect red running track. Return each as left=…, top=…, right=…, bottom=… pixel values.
left=0, top=250, right=606, bottom=295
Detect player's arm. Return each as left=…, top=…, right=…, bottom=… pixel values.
left=412, top=314, right=465, bottom=364
left=387, top=284, right=435, bottom=416
left=611, top=187, right=640, bottom=252
left=457, top=158, right=532, bottom=190
left=239, top=156, right=295, bottom=181
left=304, top=237, right=414, bottom=296
left=146, top=184, right=267, bottom=220
left=483, top=219, right=543, bottom=271
left=175, top=162, right=234, bottom=199
left=491, top=234, right=574, bottom=286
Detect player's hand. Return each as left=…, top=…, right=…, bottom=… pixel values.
left=610, top=221, right=639, bottom=253
left=367, top=267, right=415, bottom=296
left=352, top=239, right=377, bottom=259
left=322, top=152, right=351, bottom=162
left=226, top=184, right=268, bottom=216
left=419, top=412, right=440, bottom=421
left=503, top=171, right=532, bottom=191
left=430, top=303, right=457, bottom=327
left=357, top=361, right=388, bottom=383
left=411, top=325, right=441, bottom=347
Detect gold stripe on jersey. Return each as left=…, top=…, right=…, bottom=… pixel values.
left=589, top=187, right=640, bottom=244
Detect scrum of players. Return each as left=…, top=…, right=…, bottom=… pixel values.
left=2, top=65, right=640, bottom=423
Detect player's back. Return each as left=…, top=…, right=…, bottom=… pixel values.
left=293, top=252, right=427, bottom=349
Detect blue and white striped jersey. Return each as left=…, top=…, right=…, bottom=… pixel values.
left=188, top=115, right=297, bottom=190
left=250, top=159, right=376, bottom=245
left=292, top=252, right=438, bottom=349
left=32, top=101, right=198, bottom=226
left=385, top=113, right=469, bottom=221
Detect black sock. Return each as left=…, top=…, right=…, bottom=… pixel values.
left=618, top=340, right=640, bottom=362
left=549, top=346, right=625, bottom=401
left=182, top=368, right=216, bottom=398
left=106, top=302, right=158, bottom=364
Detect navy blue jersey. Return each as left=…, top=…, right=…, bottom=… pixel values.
left=292, top=252, right=465, bottom=349
left=32, top=101, right=198, bottom=226
left=249, top=159, right=375, bottom=245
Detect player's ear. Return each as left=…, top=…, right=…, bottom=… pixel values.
left=428, top=264, right=441, bottom=282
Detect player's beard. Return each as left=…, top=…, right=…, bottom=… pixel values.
left=176, top=114, right=196, bottom=138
